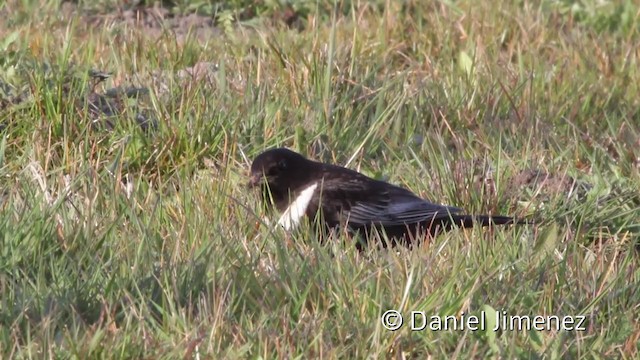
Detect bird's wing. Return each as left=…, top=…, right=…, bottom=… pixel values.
left=317, top=176, right=462, bottom=227
left=345, top=191, right=462, bottom=226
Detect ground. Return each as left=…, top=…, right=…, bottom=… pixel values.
left=0, top=0, right=639, bottom=358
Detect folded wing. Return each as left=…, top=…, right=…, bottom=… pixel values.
left=317, top=174, right=462, bottom=227
left=345, top=189, right=462, bottom=226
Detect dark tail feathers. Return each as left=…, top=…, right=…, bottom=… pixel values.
left=449, top=215, right=531, bottom=229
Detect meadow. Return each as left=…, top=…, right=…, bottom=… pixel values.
left=1, top=0, right=639, bottom=358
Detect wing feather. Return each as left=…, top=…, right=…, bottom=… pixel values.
left=315, top=171, right=462, bottom=228
left=346, top=193, right=461, bottom=226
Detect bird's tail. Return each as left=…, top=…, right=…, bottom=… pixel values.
left=449, top=215, right=530, bottom=229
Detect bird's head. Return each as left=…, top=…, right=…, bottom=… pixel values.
left=249, top=148, right=311, bottom=191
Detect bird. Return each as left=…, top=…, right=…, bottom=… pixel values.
left=249, top=147, right=524, bottom=248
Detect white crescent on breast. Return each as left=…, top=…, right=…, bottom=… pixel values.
left=277, top=182, right=318, bottom=230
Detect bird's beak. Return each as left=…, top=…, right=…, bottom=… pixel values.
left=248, top=173, right=263, bottom=188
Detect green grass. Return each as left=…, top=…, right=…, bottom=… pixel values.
left=1, top=0, right=639, bottom=358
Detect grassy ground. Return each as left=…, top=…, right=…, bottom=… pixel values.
left=1, top=0, right=639, bottom=358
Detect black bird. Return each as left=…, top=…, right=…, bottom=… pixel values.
left=249, top=148, right=523, bottom=247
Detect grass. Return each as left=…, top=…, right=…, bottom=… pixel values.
left=1, top=0, right=639, bottom=358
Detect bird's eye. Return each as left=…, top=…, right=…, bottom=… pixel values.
left=265, top=159, right=287, bottom=177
